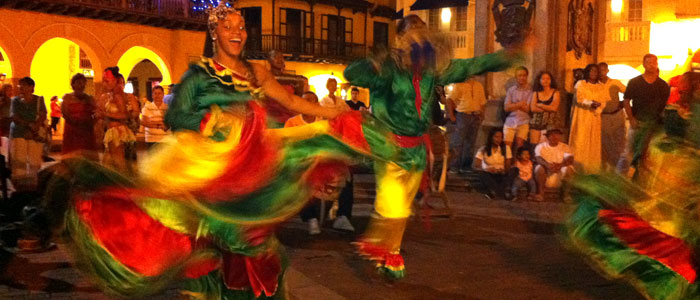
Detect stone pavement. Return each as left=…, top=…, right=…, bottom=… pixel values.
left=0, top=186, right=642, bottom=299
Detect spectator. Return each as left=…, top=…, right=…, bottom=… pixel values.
left=9, top=77, right=46, bottom=191
left=473, top=128, right=512, bottom=200
left=345, top=87, right=368, bottom=112
left=529, top=71, right=560, bottom=145
left=534, top=129, right=574, bottom=201
left=140, top=85, right=168, bottom=146
left=599, top=62, right=627, bottom=168
left=163, top=84, right=175, bottom=106
left=285, top=92, right=320, bottom=127
left=286, top=92, right=355, bottom=235
left=99, top=67, right=135, bottom=172
left=0, top=84, right=13, bottom=139
left=569, top=64, right=605, bottom=174
left=503, top=66, right=532, bottom=152
left=49, top=96, right=61, bottom=135
left=116, top=75, right=140, bottom=168
left=268, top=49, right=286, bottom=76
left=61, top=73, right=97, bottom=158
left=617, top=54, right=670, bottom=176
left=509, top=147, right=536, bottom=201
left=319, top=78, right=348, bottom=111
left=446, top=77, right=487, bottom=173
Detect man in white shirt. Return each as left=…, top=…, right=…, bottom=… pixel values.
left=140, top=86, right=168, bottom=145
left=319, top=78, right=348, bottom=111
left=447, top=77, right=487, bottom=173
left=534, top=128, right=574, bottom=200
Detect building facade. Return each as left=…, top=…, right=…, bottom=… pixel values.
left=603, top=0, right=700, bottom=80
left=0, top=0, right=395, bottom=102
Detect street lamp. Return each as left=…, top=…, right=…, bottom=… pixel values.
left=441, top=7, right=452, bottom=24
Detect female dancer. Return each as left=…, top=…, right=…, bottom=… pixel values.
left=566, top=71, right=700, bottom=300
left=58, top=3, right=358, bottom=299
left=98, top=67, right=135, bottom=172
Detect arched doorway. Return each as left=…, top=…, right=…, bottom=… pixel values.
left=117, top=46, right=171, bottom=102
left=0, top=46, right=12, bottom=85
left=124, top=59, right=163, bottom=103
left=30, top=38, right=96, bottom=101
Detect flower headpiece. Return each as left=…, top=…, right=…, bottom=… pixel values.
left=207, top=0, right=240, bottom=36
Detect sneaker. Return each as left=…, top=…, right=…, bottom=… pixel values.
left=332, top=215, right=355, bottom=232
left=308, top=218, right=321, bottom=235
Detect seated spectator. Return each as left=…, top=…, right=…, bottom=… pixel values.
left=534, top=128, right=574, bottom=201
left=473, top=128, right=512, bottom=199
left=285, top=92, right=355, bottom=235
left=508, top=147, right=536, bottom=201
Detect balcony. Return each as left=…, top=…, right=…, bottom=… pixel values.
left=604, top=21, right=650, bottom=62
left=245, top=35, right=367, bottom=63
left=0, top=0, right=208, bottom=30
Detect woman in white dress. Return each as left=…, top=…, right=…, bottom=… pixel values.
left=569, top=64, right=606, bottom=174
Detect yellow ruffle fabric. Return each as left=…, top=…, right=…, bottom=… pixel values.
left=103, top=125, right=136, bottom=149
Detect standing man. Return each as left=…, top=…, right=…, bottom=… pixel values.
left=320, top=78, right=348, bottom=111
left=345, top=87, right=368, bottom=112
left=140, top=85, right=168, bottom=147
left=447, top=77, right=487, bottom=173
left=503, top=66, right=532, bottom=152
left=266, top=49, right=309, bottom=127
left=598, top=62, right=627, bottom=168
left=617, top=54, right=669, bottom=176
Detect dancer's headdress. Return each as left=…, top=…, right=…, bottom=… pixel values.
left=206, top=0, right=240, bottom=37
left=203, top=0, right=241, bottom=57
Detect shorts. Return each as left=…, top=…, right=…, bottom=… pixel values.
left=503, top=124, right=529, bottom=143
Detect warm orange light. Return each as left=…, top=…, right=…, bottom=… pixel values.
left=116, top=46, right=171, bottom=87
left=441, top=8, right=452, bottom=24
left=308, top=74, right=343, bottom=98
left=649, top=19, right=700, bottom=80
left=611, top=0, right=623, bottom=14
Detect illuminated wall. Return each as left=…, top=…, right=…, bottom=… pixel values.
left=117, top=46, right=172, bottom=88
left=30, top=38, right=83, bottom=102
left=649, top=19, right=700, bottom=80
left=0, top=47, right=12, bottom=80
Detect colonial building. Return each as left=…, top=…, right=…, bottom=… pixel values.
left=603, top=0, right=700, bottom=80
left=0, top=0, right=395, bottom=101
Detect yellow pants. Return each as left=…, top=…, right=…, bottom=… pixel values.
left=363, top=161, right=423, bottom=252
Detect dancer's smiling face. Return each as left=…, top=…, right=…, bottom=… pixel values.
left=215, top=13, right=247, bottom=58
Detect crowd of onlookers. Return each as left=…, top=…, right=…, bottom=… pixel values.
left=0, top=70, right=170, bottom=192
left=445, top=53, right=686, bottom=202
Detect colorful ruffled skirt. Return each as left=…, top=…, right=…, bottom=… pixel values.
left=565, top=129, right=700, bottom=300
left=54, top=102, right=403, bottom=299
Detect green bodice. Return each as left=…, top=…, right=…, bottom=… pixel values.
left=165, top=58, right=263, bottom=132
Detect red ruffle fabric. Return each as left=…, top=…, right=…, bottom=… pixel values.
left=598, top=209, right=698, bottom=283
left=328, top=111, right=371, bottom=153
left=222, top=251, right=282, bottom=297
left=75, top=188, right=193, bottom=277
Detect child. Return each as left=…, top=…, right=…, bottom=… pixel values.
left=510, top=147, right=537, bottom=201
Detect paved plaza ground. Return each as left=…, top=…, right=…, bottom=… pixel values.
left=0, top=186, right=644, bottom=300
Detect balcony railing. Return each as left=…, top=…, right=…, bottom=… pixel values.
left=607, top=21, right=650, bottom=42
left=442, top=31, right=469, bottom=49
left=245, top=35, right=367, bottom=63
left=0, top=0, right=208, bottom=30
